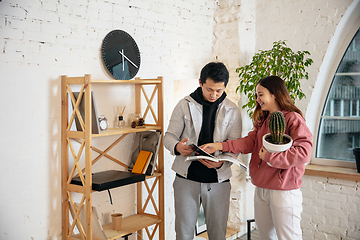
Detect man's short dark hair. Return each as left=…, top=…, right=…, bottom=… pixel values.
left=199, top=62, right=229, bottom=87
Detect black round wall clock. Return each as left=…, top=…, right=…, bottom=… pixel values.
left=101, top=30, right=141, bottom=80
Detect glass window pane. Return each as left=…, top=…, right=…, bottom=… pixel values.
left=333, top=100, right=341, bottom=116
left=356, top=136, right=360, bottom=148
left=344, top=100, right=350, bottom=116
left=316, top=27, right=360, bottom=162
left=351, top=100, right=357, bottom=116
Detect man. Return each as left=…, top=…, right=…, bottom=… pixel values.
left=164, top=62, right=242, bottom=240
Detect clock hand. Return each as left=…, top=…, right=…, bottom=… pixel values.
left=118, top=50, right=139, bottom=68
left=121, top=49, right=124, bottom=71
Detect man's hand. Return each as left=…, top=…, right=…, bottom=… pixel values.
left=198, top=159, right=224, bottom=169
left=175, top=138, right=194, bottom=157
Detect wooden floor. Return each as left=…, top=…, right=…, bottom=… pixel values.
left=196, top=227, right=240, bottom=239
left=235, top=229, right=259, bottom=240
left=195, top=228, right=259, bottom=240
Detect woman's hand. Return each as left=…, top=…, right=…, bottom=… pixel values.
left=198, top=143, right=224, bottom=168
left=259, top=146, right=267, bottom=160
left=201, top=142, right=223, bottom=154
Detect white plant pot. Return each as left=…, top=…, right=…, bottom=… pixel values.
left=262, top=133, right=293, bottom=153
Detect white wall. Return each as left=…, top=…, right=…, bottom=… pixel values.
left=1, top=0, right=359, bottom=239
left=0, top=0, right=216, bottom=239
left=213, top=0, right=256, bottom=234
left=302, top=175, right=360, bottom=239
left=255, top=0, right=354, bottom=114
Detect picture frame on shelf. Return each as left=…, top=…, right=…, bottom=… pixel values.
left=71, top=91, right=100, bottom=134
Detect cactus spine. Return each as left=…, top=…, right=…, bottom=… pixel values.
left=269, top=111, right=286, bottom=143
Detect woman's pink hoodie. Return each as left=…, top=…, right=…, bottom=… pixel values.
left=222, top=110, right=313, bottom=190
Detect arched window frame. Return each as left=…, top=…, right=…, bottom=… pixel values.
left=306, top=0, right=360, bottom=168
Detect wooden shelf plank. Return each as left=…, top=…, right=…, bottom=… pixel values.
left=102, top=214, right=161, bottom=240
left=66, top=183, right=85, bottom=193
left=67, top=130, right=86, bottom=139
left=64, top=76, right=88, bottom=84
left=67, top=126, right=161, bottom=139
left=70, top=214, right=161, bottom=240
left=146, top=172, right=161, bottom=179
left=91, top=79, right=162, bottom=84
left=92, top=126, right=161, bottom=138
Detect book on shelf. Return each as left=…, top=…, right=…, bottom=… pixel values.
left=129, top=131, right=162, bottom=176
left=132, top=150, right=153, bottom=174
left=185, top=143, right=247, bottom=171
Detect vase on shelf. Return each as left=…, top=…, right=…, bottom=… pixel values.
left=117, top=115, right=125, bottom=128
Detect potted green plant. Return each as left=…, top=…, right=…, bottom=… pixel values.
left=236, top=40, right=313, bottom=117
left=262, top=111, right=293, bottom=153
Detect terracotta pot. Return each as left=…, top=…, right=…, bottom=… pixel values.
left=262, top=133, right=293, bottom=153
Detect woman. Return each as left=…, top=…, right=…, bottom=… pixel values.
left=203, top=75, right=312, bottom=240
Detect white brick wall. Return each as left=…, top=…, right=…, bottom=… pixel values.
left=213, top=1, right=257, bottom=235
left=302, top=176, right=360, bottom=240
left=0, top=0, right=216, bottom=239
left=0, top=0, right=358, bottom=239
left=255, top=0, right=354, bottom=113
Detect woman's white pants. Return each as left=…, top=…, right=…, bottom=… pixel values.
left=254, top=186, right=303, bottom=240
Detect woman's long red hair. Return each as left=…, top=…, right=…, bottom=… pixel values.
left=252, top=75, right=303, bottom=127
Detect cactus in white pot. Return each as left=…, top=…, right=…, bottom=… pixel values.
left=269, top=111, right=286, bottom=144
left=263, top=111, right=293, bottom=153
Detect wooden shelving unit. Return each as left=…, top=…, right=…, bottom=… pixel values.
left=61, top=74, right=164, bottom=240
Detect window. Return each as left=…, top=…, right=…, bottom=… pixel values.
left=316, top=28, right=360, bottom=163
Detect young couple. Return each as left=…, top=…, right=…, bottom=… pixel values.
left=164, top=62, right=312, bottom=240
